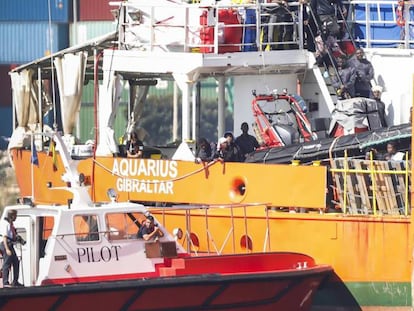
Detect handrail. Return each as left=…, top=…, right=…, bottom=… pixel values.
left=112, top=0, right=414, bottom=52
left=114, top=1, right=306, bottom=53
left=154, top=203, right=271, bottom=255
left=330, top=153, right=411, bottom=216
left=349, top=0, right=414, bottom=48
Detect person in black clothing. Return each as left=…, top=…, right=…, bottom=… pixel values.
left=309, top=0, right=347, bottom=70
left=235, top=122, right=260, bottom=161
left=371, top=85, right=387, bottom=127
left=212, top=137, right=240, bottom=162
left=310, top=0, right=346, bottom=39
left=348, top=48, right=374, bottom=98
left=304, top=3, right=317, bottom=52
left=137, top=216, right=163, bottom=241
left=126, top=132, right=144, bottom=158
left=195, top=137, right=212, bottom=163
left=224, top=132, right=242, bottom=162
left=331, top=55, right=356, bottom=99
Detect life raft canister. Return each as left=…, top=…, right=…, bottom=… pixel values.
left=200, top=8, right=242, bottom=53
left=200, top=10, right=215, bottom=53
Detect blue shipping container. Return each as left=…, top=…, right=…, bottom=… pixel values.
left=0, top=22, right=69, bottom=64
left=0, top=0, right=72, bottom=23
left=0, top=107, right=12, bottom=140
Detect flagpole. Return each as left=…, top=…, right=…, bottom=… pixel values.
left=31, top=133, right=34, bottom=201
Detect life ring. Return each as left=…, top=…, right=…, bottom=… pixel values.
left=396, top=0, right=405, bottom=27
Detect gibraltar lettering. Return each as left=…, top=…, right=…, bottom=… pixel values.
left=112, top=159, right=178, bottom=195
left=77, top=245, right=121, bottom=263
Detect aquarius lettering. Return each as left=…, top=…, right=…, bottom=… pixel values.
left=77, top=245, right=121, bottom=263
left=112, top=159, right=178, bottom=178
left=112, top=159, right=177, bottom=195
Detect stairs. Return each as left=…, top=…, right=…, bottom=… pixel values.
left=159, top=258, right=186, bottom=277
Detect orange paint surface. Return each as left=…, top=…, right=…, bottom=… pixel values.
left=153, top=208, right=413, bottom=283
left=12, top=150, right=326, bottom=208
left=90, top=157, right=327, bottom=207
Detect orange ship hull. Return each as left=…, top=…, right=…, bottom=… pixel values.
left=9, top=148, right=414, bottom=309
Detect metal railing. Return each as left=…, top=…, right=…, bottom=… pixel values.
left=330, top=153, right=411, bottom=216
left=114, top=1, right=306, bottom=53
left=111, top=0, right=414, bottom=53
left=153, top=203, right=273, bottom=255
left=350, top=0, right=414, bottom=48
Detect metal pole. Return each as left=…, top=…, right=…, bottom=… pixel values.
left=72, top=0, right=78, bottom=45
left=217, top=76, right=225, bottom=138
left=37, top=67, right=43, bottom=148
left=173, top=82, right=178, bottom=142
left=31, top=133, right=35, bottom=200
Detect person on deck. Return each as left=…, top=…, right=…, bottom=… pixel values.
left=331, top=55, right=356, bottom=99
left=310, top=0, right=346, bottom=39
left=224, top=132, right=243, bottom=162
left=303, top=0, right=317, bottom=52
left=126, top=132, right=144, bottom=158
left=0, top=209, right=24, bottom=287
left=348, top=48, right=374, bottom=98
left=212, top=137, right=240, bottom=163
left=384, top=141, right=405, bottom=161
left=309, top=0, right=346, bottom=68
left=195, top=137, right=212, bottom=163
left=235, top=122, right=260, bottom=162
left=371, top=85, right=387, bottom=128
